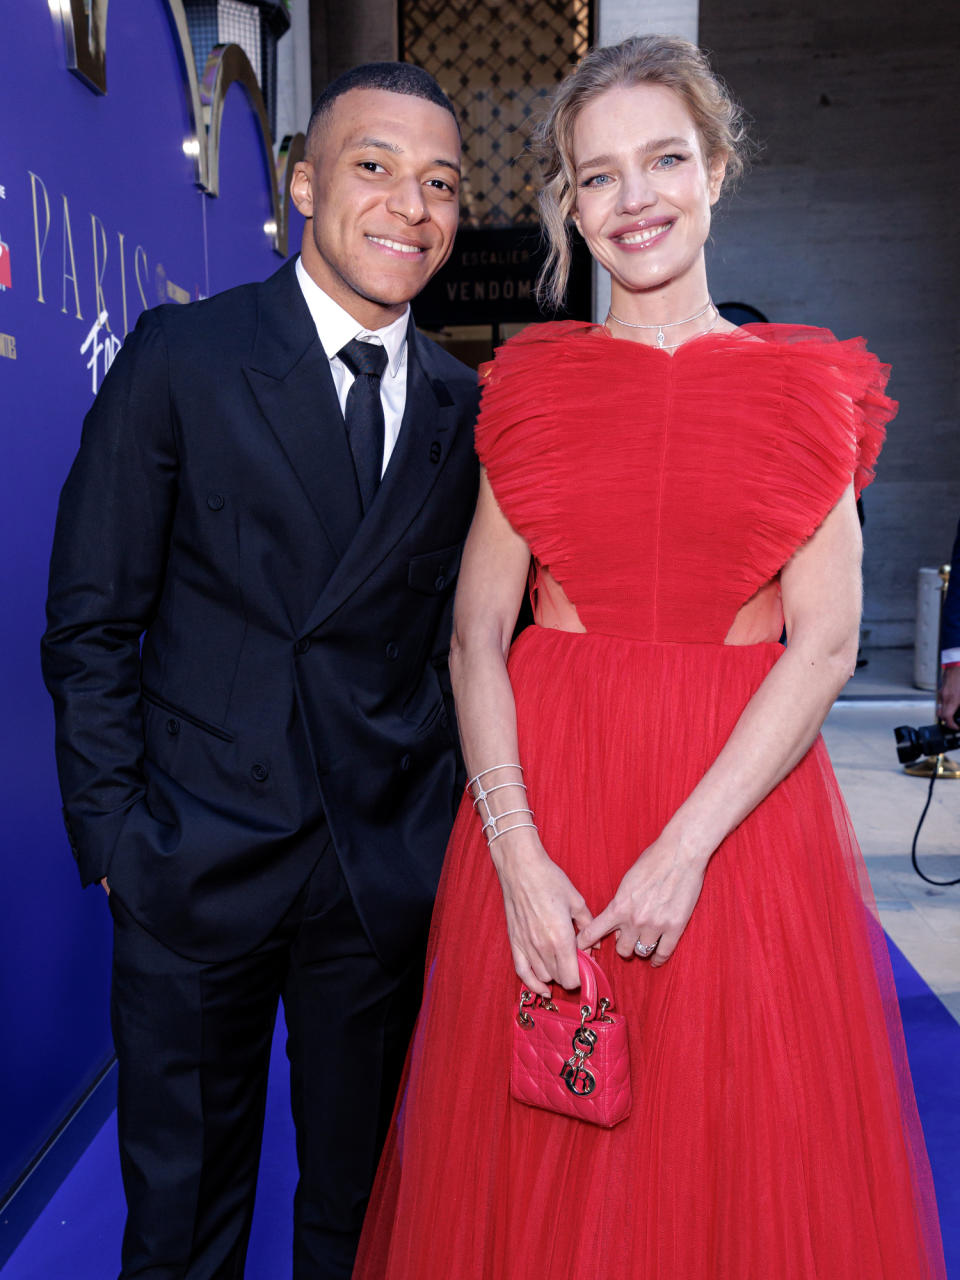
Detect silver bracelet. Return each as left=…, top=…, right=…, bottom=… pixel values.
left=480, top=805, right=536, bottom=841
left=467, top=763, right=538, bottom=848
left=466, top=762, right=524, bottom=793
left=487, top=821, right=538, bottom=845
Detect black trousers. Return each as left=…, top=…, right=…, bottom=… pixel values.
left=109, top=839, right=424, bottom=1280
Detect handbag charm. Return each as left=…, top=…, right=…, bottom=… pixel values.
left=510, top=949, right=632, bottom=1128
left=560, top=1016, right=599, bottom=1096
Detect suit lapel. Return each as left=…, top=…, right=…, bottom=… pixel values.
left=243, top=260, right=362, bottom=560
left=300, top=322, right=463, bottom=634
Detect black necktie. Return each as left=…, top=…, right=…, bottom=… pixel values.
left=337, top=338, right=389, bottom=512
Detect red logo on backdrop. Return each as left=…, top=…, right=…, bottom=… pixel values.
left=0, top=237, right=10, bottom=290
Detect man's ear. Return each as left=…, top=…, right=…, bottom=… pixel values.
left=290, top=161, right=315, bottom=217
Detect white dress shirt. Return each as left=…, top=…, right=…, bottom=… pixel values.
left=295, top=257, right=409, bottom=476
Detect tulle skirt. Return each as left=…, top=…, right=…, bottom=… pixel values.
left=354, top=627, right=945, bottom=1279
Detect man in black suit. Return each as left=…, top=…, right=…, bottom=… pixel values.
left=42, top=63, right=478, bottom=1279
left=939, top=517, right=960, bottom=729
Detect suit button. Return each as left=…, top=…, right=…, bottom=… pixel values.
left=399, top=754, right=411, bottom=772
left=166, top=718, right=180, bottom=735
left=385, top=641, right=400, bottom=660
left=429, top=441, right=442, bottom=464
left=434, top=575, right=446, bottom=591
left=295, top=638, right=311, bottom=655
left=206, top=493, right=225, bottom=511
left=251, top=762, right=269, bottom=782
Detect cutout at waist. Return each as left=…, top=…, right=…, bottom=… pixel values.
left=531, top=561, right=784, bottom=646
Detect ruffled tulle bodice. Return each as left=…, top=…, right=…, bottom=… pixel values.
left=476, top=322, right=892, bottom=644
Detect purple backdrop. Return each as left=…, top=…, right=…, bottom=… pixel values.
left=0, top=0, right=304, bottom=1202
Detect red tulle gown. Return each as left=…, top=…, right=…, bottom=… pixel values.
left=354, top=323, right=946, bottom=1279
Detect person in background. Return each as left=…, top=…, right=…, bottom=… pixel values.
left=938, top=517, right=960, bottom=729
left=42, top=62, right=478, bottom=1280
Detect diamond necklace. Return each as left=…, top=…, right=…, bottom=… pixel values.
left=655, top=311, right=721, bottom=351
left=607, top=299, right=716, bottom=349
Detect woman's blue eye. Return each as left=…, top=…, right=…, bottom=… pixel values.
left=581, top=174, right=611, bottom=188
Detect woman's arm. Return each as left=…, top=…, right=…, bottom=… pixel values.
left=451, top=470, right=592, bottom=995
left=578, top=483, right=863, bottom=966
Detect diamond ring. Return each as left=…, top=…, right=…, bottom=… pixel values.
left=634, top=940, right=657, bottom=958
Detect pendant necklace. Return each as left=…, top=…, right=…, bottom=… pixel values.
left=657, top=312, right=721, bottom=351
left=607, top=299, right=716, bottom=349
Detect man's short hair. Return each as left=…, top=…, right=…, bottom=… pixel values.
left=306, top=62, right=460, bottom=150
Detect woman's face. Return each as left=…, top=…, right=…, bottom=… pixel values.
left=571, top=82, right=725, bottom=300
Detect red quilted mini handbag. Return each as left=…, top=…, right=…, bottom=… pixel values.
left=510, top=949, right=632, bottom=1128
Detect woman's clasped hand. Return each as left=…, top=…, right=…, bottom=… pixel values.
left=577, top=831, right=707, bottom=967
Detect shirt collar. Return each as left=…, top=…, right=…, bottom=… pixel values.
left=295, top=256, right=409, bottom=378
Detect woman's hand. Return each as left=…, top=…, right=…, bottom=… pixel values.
left=576, top=835, right=707, bottom=968
left=938, top=663, right=960, bottom=731
left=491, top=830, right=594, bottom=996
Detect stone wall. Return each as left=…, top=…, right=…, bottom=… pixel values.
left=309, top=0, right=397, bottom=98
left=699, top=0, right=959, bottom=645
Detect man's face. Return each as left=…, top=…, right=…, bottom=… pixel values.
left=291, top=88, right=461, bottom=329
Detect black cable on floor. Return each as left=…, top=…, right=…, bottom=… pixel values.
left=911, top=765, right=960, bottom=886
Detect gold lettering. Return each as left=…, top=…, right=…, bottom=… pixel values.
left=134, top=245, right=149, bottom=311
left=61, top=195, right=82, bottom=319
left=117, top=230, right=129, bottom=335
left=90, top=213, right=110, bottom=331
left=0, top=333, right=16, bottom=360
left=29, top=171, right=51, bottom=304
left=518, top=280, right=532, bottom=299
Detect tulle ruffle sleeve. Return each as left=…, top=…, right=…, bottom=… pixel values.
left=743, top=323, right=895, bottom=501
left=720, top=323, right=896, bottom=595
left=474, top=322, right=590, bottom=558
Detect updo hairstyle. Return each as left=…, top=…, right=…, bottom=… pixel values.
left=531, top=35, right=749, bottom=310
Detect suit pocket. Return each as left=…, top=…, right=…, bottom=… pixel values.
left=141, top=688, right=235, bottom=742
left=407, top=543, right=463, bottom=596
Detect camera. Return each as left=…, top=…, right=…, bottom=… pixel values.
left=894, top=722, right=960, bottom=764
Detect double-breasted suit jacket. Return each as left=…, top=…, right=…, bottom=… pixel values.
left=42, top=258, right=480, bottom=969
left=942, top=518, right=960, bottom=660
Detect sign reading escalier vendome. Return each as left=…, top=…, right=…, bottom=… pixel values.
left=414, top=226, right=593, bottom=329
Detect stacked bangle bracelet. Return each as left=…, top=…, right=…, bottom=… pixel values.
left=467, top=763, right=538, bottom=847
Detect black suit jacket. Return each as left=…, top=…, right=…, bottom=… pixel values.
left=942, top=518, right=960, bottom=657
left=42, top=259, right=479, bottom=968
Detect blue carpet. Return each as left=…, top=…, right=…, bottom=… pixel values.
left=886, top=938, right=960, bottom=1276
left=3, top=939, right=957, bottom=1278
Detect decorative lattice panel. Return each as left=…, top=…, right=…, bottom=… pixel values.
left=401, top=0, right=592, bottom=228
left=218, top=0, right=263, bottom=83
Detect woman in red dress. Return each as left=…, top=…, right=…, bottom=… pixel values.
left=355, top=35, right=945, bottom=1279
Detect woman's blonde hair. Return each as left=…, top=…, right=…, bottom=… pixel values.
left=531, top=35, right=749, bottom=311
